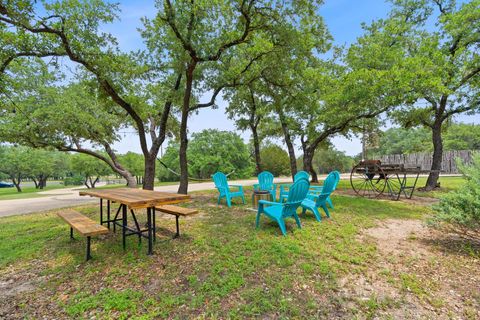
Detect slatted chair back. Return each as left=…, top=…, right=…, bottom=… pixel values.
left=283, top=179, right=310, bottom=217
left=257, top=171, right=274, bottom=191
left=212, top=172, right=229, bottom=195
left=332, top=171, right=341, bottom=190
left=294, top=171, right=310, bottom=182
left=314, top=173, right=336, bottom=206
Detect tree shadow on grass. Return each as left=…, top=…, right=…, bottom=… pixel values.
left=420, top=234, right=480, bottom=258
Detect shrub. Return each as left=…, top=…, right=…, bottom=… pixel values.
left=260, top=144, right=290, bottom=176
left=431, top=153, right=480, bottom=239
left=64, top=175, right=84, bottom=186
left=158, top=130, right=254, bottom=181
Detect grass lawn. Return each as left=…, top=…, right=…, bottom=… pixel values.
left=0, top=183, right=69, bottom=200
left=0, top=186, right=478, bottom=319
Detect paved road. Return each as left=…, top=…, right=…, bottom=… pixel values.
left=0, top=177, right=295, bottom=218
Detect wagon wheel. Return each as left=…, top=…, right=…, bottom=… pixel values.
left=350, top=162, right=387, bottom=198
left=384, top=173, right=404, bottom=199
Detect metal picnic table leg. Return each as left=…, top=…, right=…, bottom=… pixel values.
left=86, top=236, right=92, bottom=261
left=100, top=198, right=103, bottom=225
left=147, top=207, right=153, bottom=255
left=122, top=204, right=127, bottom=250
left=174, top=215, right=180, bottom=238
left=107, top=200, right=111, bottom=229
left=153, top=207, right=156, bottom=242
left=130, top=209, right=142, bottom=244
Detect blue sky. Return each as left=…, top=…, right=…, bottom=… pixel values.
left=108, top=0, right=478, bottom=156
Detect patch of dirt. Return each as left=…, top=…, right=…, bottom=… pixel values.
left=363, top=219, right=432, bottom=255
left=340, top=218, right=480, bottom=319
left=0, top=278, right=37, bottom=298
left=0, top=267, right=50, bottom=319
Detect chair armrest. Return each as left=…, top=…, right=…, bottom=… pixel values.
left=253, top=184, right=259, bottom=190
left=258, top=200, right=281, bottom=206
left=230, top=184, right=244, bottom=191
left=308, top=192, right=330, bottom=200
left=278, top=183, right=292, bottom=188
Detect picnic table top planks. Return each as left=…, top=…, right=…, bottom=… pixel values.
left=79, top=188, right=190, bottom=209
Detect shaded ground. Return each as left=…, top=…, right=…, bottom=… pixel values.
left=0, top=190, right=478, bottom=319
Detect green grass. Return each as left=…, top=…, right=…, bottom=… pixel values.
left=0, top=191, right=436, bottom=318
left=0, top=183, right=69, bottom=200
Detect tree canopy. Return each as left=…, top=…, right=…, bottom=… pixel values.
left=158, top=129, right=253, bottom=181
left=350, top=0, right=480, bottom=189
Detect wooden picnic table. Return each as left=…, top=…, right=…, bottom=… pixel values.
left=79, top=188, right=190, bottom=255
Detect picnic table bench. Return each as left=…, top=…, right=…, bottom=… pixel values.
left=57, top=209, right=109, bottom=261
left=155, top=205, right=198, bottom=238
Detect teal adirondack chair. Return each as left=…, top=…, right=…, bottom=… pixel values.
left=308, top=171, right=340, bottom=209
left=279, top=171, right=310, bottom=202
left=212, top=172, right=245, bottom=207
left=253, top=171, right=277, bottom=201
left=256, top=179, right=310, bottom=236
left=300, top=173, right=336, bottom=221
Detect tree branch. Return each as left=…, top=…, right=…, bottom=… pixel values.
left=201, top=0, right=255, bottom=61
left=0, top=11, right=150, bottom=155
left=1, top=51, right=64, bottom=74
left=453, top=66, right=480, bottom=91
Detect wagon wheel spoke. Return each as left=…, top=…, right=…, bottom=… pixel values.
left=350, top=162, right=386, bottom=198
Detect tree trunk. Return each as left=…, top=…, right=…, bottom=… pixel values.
left=425, top=121, right=443, bottom=191
left=178, top=107, right=190, bottom=194
left=251, top=124, right=262, bottom=175
left=143, top=155, right=156, bottom=190
left=276, top=106, right=297, bottom=179
left=303, top=148, right=318, bottom=183
left=85, top=176, right=91, bottom=189
left=123, top=172, right=137, bottom=188
left=32, top=177, right=39, bottom=189
left=91, top=176, right=99, bottom=188
left=178, top=63, right=196, bottom=195
left=102, top=144, right=137, bottom=188
left=39, top=175, right=47, bottom=189
left=11, top=175, right=22, bottom=192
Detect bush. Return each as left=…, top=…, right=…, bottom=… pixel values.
left=431, top=153, right=480, bottom=239
left=297, top=147, right=354, bottom=174
left=64, top=175, right=84, bottom=186
left=158, top=130, right=254, bottom=181
left=260, top=144, right=290, bottom=176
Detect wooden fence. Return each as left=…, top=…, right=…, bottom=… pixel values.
left=379, top=150, right=478, bottom=174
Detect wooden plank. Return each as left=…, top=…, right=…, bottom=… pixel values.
left=380, top=149, right=479, bottom=174
left=79, top=188, right=190, bottom=209
left=155, top=205, right=198, bottom=216
left=57, top=210, right=109, bottom=236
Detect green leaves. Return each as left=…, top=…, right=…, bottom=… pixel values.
left=158, top=129, right=253, bottom=181
left=432, top=152, right=480, bottom=233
